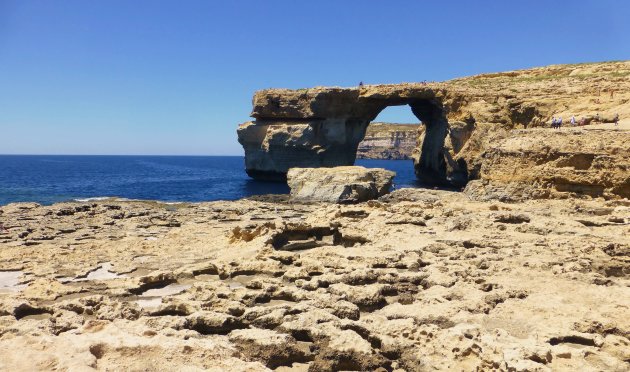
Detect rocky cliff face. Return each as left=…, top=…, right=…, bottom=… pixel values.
left=465, top=127, right=630, bottom=201
left=237, top=61, right=630, bottom=193
left=356, top=123, right=421, bottom=160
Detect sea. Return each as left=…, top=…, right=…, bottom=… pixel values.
left=0, top=155, right=422, bottom=206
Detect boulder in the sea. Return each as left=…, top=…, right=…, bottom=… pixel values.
left=287, top=166, right=395, bottom=204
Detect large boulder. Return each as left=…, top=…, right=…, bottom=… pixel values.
left=287, top=166, right=395, bottom=203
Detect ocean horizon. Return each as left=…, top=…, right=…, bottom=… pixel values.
left=0, top=155, right=419, bottom=206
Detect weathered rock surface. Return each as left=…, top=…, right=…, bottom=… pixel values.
left=287, top=166, right=395, bottom=203
left=357, top=123, right=421, bottom=160
left=237, top=61, right=630, bottom=190
left=465, top=127, right=630, bottom=201
left=237, top=86, right=452, bottom=184
left=1, top=192, right=628, bottom=370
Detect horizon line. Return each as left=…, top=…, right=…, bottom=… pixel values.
left=0, top=153, right=245, bottom=157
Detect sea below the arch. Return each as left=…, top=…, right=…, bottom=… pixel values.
left=0, top=155, right=423, bottom=206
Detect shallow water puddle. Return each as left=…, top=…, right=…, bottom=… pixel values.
left=142, top=283, right=191, bottom=297
left=86, top=263, right=121, bottom=280
left=135, top=283, right=191, bottom=310
left=193, top=273, right=218, bottom=279
left=226, top=275, right=256, bottom=289
left=42, top=291, right=95, bottom=305
left=60, top=262, right=125, bottom=283
left=21, top=313, right=53, bottom=321
left=0, top=271, right=26, bottom=294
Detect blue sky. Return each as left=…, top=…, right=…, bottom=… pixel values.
left=1, top=1, right=628, bottom=155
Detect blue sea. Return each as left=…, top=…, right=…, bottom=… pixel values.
left=0, top=156, right=421, bottom=206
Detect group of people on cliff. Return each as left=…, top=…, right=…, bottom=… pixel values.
left=551, top=113, right=619, bottom=128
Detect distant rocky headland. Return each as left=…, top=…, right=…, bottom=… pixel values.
left=356, top=123, right=421, bottom=160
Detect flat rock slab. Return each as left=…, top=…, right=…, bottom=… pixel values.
left=287, top=166, right=395, bottom=204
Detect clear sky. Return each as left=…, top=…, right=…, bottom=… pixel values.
left=1, top=1, right=628, bottom=155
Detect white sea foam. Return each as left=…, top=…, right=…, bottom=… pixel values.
left=73, top=196, right=114, bottom=202
left=73, top=197, right=192, bottom=205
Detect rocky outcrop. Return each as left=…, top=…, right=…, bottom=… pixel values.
left=1, top=192, right=629, bottom=370
left=237, top=61, right=630, bottom=188
left=356, top=123, right=421, bottom=160
left=238, top=85, right=477, bottom=185
left=287, top=166, right=395, bottom=203
left=465, top=127, right=630, bottom=201
left=237, top=87, right=453, bottom=184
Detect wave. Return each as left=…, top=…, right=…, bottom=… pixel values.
left=73, top=196, right=115, bottom=202
left=73, top=196, right=189, bottom=205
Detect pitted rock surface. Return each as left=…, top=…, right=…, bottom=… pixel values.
left=1, top=191, right=629, bottom=371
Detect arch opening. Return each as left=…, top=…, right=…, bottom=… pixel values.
left=356, top=105, right=421, bottom=161
left=351, top=99, right=452, bottom=187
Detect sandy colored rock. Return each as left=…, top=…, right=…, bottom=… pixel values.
left=287, top=166, right=395, bottom=203
left=238, top=61, right=630, bottom=189
left=357, top=123, right=422, bottom=160
left=465, top=127, right=630, bottom=201
left=0, top=188, right=628, bottom=370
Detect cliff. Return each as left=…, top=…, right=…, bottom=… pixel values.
left=237, top=61, right=630, bottom=197
left=464, top=127, right=630, bottom=201
left=356, top=123, right=422, bottom=160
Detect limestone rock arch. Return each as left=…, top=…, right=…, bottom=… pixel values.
left=237, top=85, right=472, bottom=186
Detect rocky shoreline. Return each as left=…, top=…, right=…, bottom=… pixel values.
left=1, top=61, right=629, bottom=371
left=1, top=187, right=629, bottom=370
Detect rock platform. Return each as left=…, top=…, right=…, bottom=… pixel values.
left=0, top=191, right=628, bottom=370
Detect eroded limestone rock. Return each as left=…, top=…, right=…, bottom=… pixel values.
left=1, top=191, right=629, bottom=370
left=287, top=166, right=395, bottom=204
left=465, top=128, right=630, bottom=201
left=238, top=86, right=452, bottom=184
left=357, top=123, right=421, bottom=160
left=237, top=61, right=630, bottom=189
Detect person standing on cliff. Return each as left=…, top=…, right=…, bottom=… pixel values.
left=614, top=114, right=619, bottom=126
left=557, top=116, right=562, bottom=128
left=359, top=81, right=364, bottom=88
left=551, top=117, right=556, bottom=129
left=571, top=116, right=576, bottom=126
